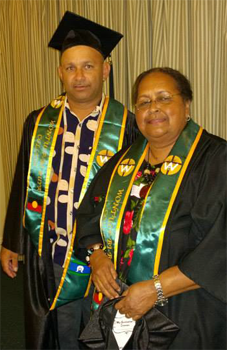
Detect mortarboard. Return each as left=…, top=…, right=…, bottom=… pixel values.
left=48, top=11, right=123, bottom=59
left=79, top=280, right=179, bottom=349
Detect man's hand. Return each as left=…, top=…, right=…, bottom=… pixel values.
left=0, top=247, right=19, bottom=278
left=90, top=249, right=120, bottom=299
left=115, top=280, right=157, bottom=321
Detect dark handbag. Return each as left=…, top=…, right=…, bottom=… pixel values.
left=79, top=280, right=179, bottom=349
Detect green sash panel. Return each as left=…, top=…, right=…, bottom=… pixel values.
left=100, top=120, right=202, bottom=284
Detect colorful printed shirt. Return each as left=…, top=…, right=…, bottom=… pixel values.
left=46, top=95, right=105, bottom=267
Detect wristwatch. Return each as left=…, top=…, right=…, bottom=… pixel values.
left=153, top=274, right=168, bottom=306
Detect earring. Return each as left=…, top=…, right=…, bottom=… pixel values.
left=186, top=115, right=191, bottom=122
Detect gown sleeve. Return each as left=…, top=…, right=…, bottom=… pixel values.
left=2, top=111, right=39, bottom=254
left=178, top=135, right=227, bottom=304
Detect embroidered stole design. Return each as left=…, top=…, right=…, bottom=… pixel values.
left=23, top=95, right=127, bottom=308
left=100, top=120, right=203, bottom=283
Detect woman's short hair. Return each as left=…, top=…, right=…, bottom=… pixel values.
left=132, top=67, right=193, bottom=105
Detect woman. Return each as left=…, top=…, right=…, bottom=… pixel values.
left=76, top=67, right=226, bottom=349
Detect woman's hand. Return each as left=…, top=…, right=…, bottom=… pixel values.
left=115, top=280, right=157, bottom=321
left=114, top=266, right=200, bottom=321
left=90, top=249, right=120, bottom=299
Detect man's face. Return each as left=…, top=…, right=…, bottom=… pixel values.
left=58, top=45, right=110, bottom=106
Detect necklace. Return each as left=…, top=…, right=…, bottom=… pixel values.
left=143, top=148, right=161, bottom=184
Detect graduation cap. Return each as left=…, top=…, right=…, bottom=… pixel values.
left=48, top=11, right=123, bottom=59
left=79, top=280, right=179, bottom=349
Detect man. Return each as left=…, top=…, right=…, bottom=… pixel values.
left=0, top=11, right=137, bottom=350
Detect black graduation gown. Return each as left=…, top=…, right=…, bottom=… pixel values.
left=76, top=130, right=227, bottom=349
left=2, top=106, right=138, bottom=350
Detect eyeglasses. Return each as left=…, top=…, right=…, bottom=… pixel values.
left=135, top=93, right=181, bottom=111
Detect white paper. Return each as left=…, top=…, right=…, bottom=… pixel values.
left=112, top=311, right=136, bottom=350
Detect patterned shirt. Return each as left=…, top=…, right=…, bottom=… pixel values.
left=46, top=95, right=105, bottom=267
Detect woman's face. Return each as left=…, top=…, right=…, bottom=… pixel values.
left=135, top=72, right=190, bottom=145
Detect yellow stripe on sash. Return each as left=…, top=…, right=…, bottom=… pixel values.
left=117, top=107, right=128, bottom=151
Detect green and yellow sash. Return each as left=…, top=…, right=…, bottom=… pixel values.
left=23, top=94, right=128, bottom=308
left=100, top=120, right=203, bottom=283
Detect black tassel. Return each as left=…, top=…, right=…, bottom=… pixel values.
left=109, top=64, right=114, bottom=98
